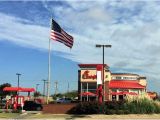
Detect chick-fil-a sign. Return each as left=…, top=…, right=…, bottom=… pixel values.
left=82, top=70, right=97, bottom=80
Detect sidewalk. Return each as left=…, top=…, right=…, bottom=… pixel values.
left=25, top=113, right=160, bottom=120
left=1, top=113, right=160, bottom=119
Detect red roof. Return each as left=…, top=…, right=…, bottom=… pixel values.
left=109, top=80, right=145, bottom=89
left=3, top=87, right=35, bottom=92
left=78, top=64, right=108, bottom=68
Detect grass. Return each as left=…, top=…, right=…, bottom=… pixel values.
left=0, top=113, right=20, bottom=118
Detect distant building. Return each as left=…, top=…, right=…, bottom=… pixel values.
left=78, top=64, right=147, bottom=101
left=147, top=92, right=158, bottom=100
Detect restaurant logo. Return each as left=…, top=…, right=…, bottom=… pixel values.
left=82, top=70, right=97, bottom=80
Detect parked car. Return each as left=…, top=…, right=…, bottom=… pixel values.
left=56, top=98, right=72, bottom=103
left=23, top=101, right=43, bottom=111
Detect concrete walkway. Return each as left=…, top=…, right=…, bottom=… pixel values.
left=15, top=114, right=160, bottom=120
left=14, top=111, right=41, bottom=119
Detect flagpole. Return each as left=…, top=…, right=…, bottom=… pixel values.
left=47, top=19, right=52, bottom=104
left=46, top=18, right=74, bottom=104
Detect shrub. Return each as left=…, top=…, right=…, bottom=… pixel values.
left=68, top=97, right=160, bottom=114
left=123, top=110, right=130, bottom=114
left=68, top=101, right=104, bottom=114
left=105, top=109, right=116, bottom=114
left=105, top=101, right=128, bottom=115
left=116, top=110, right=125, bottom=114
left=125, top=98, right=160, bottom=114
left=105, top=109, right=126, bottom=115
left=154, top=101, right=160, bottom=113
left=105, top=101, right=125, bottom=110
left=12, top=109, right=21, bottom=113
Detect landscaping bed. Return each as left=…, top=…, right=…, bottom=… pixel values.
left=41, top=96, right=160, bottom=115
left=68, top=98, right=160, bottom=114
left=43, top=103, right=77, bottom=114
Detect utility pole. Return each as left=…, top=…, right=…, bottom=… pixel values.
left=42, top=79, right=47, bottom=97
left=36, top=84, right=40, bottom=92
left=54, top=81, right=58, bottom=95
left=67, top=82, right=70, bottom=93
left=16, top=73, right=21, bottom=96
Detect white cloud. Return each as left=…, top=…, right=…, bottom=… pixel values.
left=1, top=1, right=160, bottom=91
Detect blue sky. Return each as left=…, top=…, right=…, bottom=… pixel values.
left=0, top=1, right=160, bottom=94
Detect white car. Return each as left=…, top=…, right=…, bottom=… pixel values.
left=56, top=98, right=72, bottom=103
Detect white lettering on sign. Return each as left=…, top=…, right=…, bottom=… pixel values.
left=97, top=71, right=102, bottom=84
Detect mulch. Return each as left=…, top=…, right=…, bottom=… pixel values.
left=42, top=103, right=77, bottom=114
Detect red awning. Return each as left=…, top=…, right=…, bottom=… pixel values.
left=110, top=92, right=123, bottom=95
left=21, top=88, right=35, bottom=92
left=128, top=92, right=138, bottom=95
left=3, top=87, right=35, bottom=92
left=109, top=80, right=145, bottom=89
left=80, top=92, right=97, bottom=96
left=3, top=87, right=21, bottom=91
left=110, top=91, right=138, bottom=95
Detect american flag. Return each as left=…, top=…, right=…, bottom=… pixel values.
left=50, top=19, right=74, bottom=48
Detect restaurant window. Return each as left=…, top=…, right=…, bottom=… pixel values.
left=116, top=77, right=121, bottom=79
left=123, top=77, right=128, bottom=80
left=88, top=83, right=96, bottom=93
left=112, top=89, right=117, bottom=92
left=112, top=95, right=116, bottom=101
left=119, top=95, right=123, bottom=101
left=119, top=89, right=129, bottom=92
left=130, top=89, right=138, bottom=94
left=82, top=83, right=87, bottom=92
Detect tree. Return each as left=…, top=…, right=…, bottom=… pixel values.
left=52, top=90, right=78, bottom=100
left=152, top=92, right=158, bottom=100
left=0, top=83, right=16, bottom=98
left=52, top=93, right=63, bottom=100
left=34, top=91, right=41, bottom=97
left=64, top=90, right=78, bottom=99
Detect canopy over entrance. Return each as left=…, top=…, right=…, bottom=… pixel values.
left=3, top=87, right=35, bottom=92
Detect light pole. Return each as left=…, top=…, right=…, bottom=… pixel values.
left=16, top=73, right=21, bottom=95
left=36, top=84, right=40, bottom=92
left=42, top=79, right=47, bottom=97
left=96, top=44, right=111, bottom=103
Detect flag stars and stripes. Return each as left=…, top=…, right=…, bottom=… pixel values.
left=50, top=19, right=74, bottom=48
